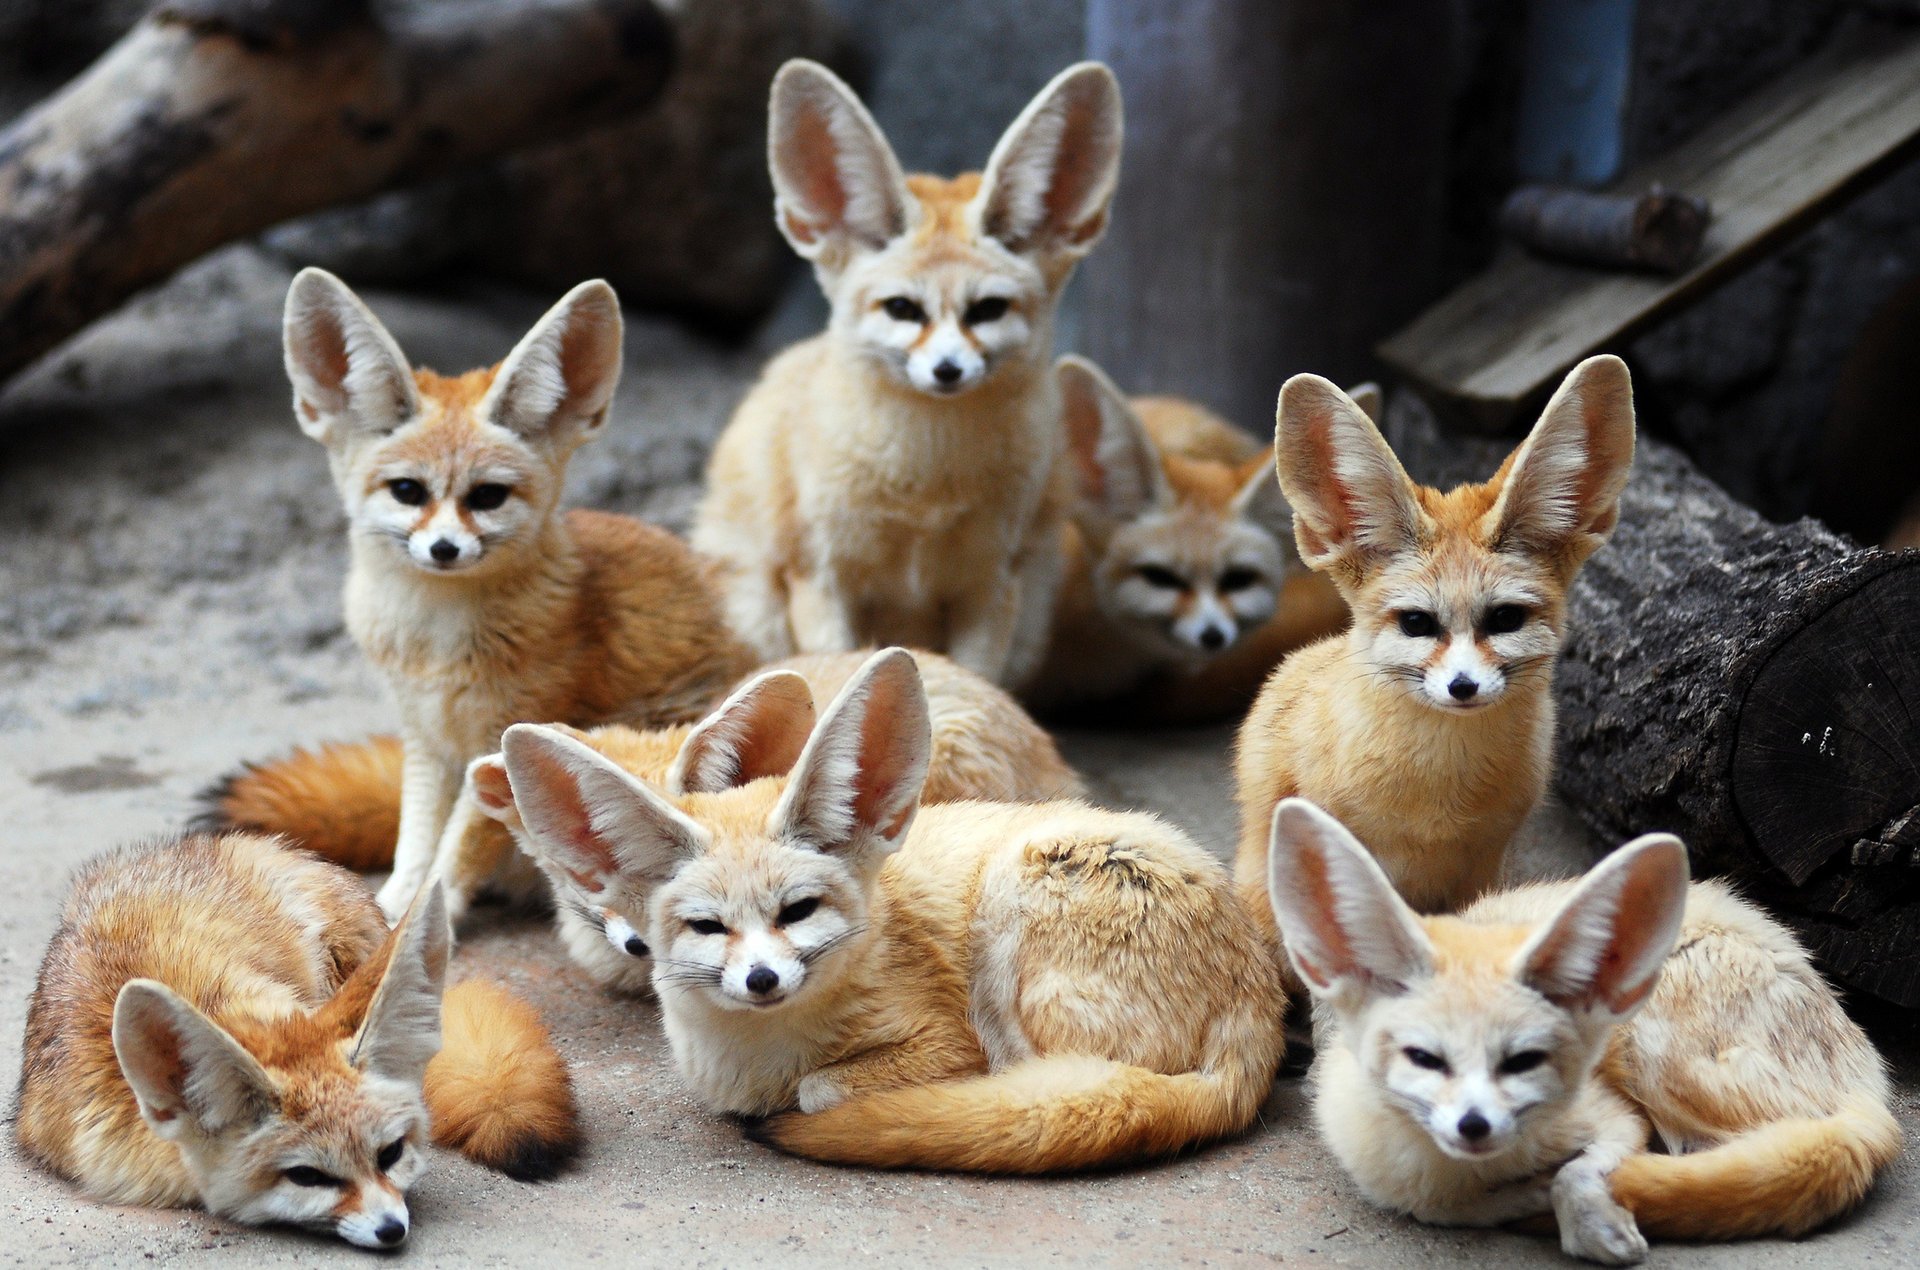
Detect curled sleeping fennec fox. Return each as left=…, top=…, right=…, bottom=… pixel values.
left=1266, top=798, right=1901, bottom=1263
left=1029, top=356, right=1368, bottom=721
left=500, top=649, right=1286, bottom=1172
left=280, top=268, right=751, bottom=922
left=17, top=836, right=579, bottom=1247
left=692, top=59, right=1124, bottom=688
left=1236, top=355, right=1636, bottom=924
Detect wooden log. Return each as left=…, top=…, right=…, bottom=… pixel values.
left=1498, top=184, right=1711, bottom=274
left=1384, top=394, right=1920, bottom=1006
left=0, top=0, right=673, bottom=385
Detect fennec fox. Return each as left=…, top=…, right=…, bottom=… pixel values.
left=1236, top=355, right=1635, bottom=921
left=1265, top=799, right=1900, bottom=1263
left=692, top=60, right=1123, bottom=687
left=17, top=836, right=579, bottom=1247
left=282, top=268, right=750, bottom=920
left=462, top=649, right=1084, bottom=995
left=501, top=650, right=1284, bottom=1171
left=1029, top=357, right=1369, bottom=719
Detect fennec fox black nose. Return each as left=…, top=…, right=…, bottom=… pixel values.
left=745, top=965, right=779, bottom=995
left=1199, top=626, right=1226, bottom=651
left=429, top=539, right=460, bottom=563
left=933, top=360, right=962, bottom=385
left=375, top=1218, right=407, bottom=1246
left=1448, top=674, right=1478, bottom=701
left=1457, top=1110, right=1490, bottom=1141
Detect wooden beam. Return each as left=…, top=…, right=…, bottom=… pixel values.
left=1379, top=25, right=1920, bottom=430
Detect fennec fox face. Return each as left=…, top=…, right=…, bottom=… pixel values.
left=1059, top=356, right=1297, bottom=661
left=284, top=267, right=623, bottom=577
left=469, top=671, right=819, bottom=986
left=502, top=651, right=927, bottom=1013
left=1267, top=800, right=1685, bottom=1164
left=770, top=59, right=1121, bottom=397
left=1277, top=355, right=1635, bottom=712
left=114, top=886, right=450, bottom=1248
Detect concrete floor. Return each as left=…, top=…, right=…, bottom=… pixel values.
left=2, top=251, right=1918, bottom=1267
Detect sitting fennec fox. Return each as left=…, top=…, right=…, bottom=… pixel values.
left=1028, top=357, right=1369, bottom=720
left=1265, top=799, right=1901, bottom=1263
left=446, top=649, right=1084, bottom=993
left=692, top=60, right=1123, bottom=688
left=500, top=649, right=1285, bottom=1171
left=281, top=268, right=751, bottom=921
left=1236, top=355, right=1636, bottom=923
left=17, top=837, right=579, bottom=1247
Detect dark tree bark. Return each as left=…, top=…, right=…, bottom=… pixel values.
left=1386, top=396, right=1920, bottom=1007
left=0, top=0, right=675, bottom=386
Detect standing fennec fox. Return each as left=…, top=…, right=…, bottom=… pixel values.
left=500, top=650, right=1285, bottom=1172
left=17, top=836, right=579, bottom=1248
left=281, top=268, right=750, bottom=920
left=1236, top=355, right=1635, bottom=922
left=693, top=60, right=1123, bottom=687
left=1029, top=357, right=1367, bottom=719
left=456, top=648, right=1083, bottom=995
left=1266, top=799, right=1900, bottom=1263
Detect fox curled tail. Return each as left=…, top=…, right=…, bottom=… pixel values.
left=425, top=980, right=582, bottom=1181
left=1609, top=1092, right=1901, bottom=1241
left=750, top=1045, right=1269, bottom=1174
left=194, top=736, right=404, bottom=870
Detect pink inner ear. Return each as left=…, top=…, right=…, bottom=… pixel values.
left=785, top=102, right=849, bottom=227
left=471, top=761, right=513, bottom=813
left=848, top=669, right=921, bottom=834
left=519, top=747, right=616, bottom=886
left=1293, top=845, right=1357, bottom=982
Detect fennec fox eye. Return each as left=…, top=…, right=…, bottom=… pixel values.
left=1219, top=566, right=1262, bottom=592
left=388, top=478, right=428, bottom=506
left=1397, top=610, right=1439, bottom=638
left=1136, top=564, right=1186, bottom=590
left=687, top=917, right=728, bottom=936
left=1482, top=604, right=1529, bottom=634
left=464, top=483, right=512, bottom=511
left=1498, top=1049, right=1549, bottom=1075
left=1403, top=1046, right=1450, bottom=1073
left=283, top=1164, right=342, bottom=1188
left=377, top=1138, right=406, bottom=1172
left=776, top=896, right=821, bottom=926
left=963, top=297, right=1010, bottom=325
left=880, top=296, right=927, bottom=324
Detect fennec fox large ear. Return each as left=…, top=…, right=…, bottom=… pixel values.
left=768, top=59, right=914, bottom=268
left=351, top=881, right=450, bottom=1088
left=1274, top=374, right=1425, bottom=571
left=1266, top=798, right=1434, bottom=1012
left=667, top=670, right=817, bottom=796
left=1058, top=355, right=1169, bottom=522
left=1514, top=833, right=1688, bottom=1031
left=479, top=279, right=624, bottom=447
left=976, top=62, right=1123, bottom=262
left=772, top=647, right=931, bottom=861
left=1491, top=354, right=1636, bottom=561
left=114, top=980, right=277, bottom=1140
left=282, top=266, right=419, bottom=446
left=502, top=724, right=706, bottom=894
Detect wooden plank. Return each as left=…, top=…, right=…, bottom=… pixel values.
left=1379, top=26, right=1920, bottom=430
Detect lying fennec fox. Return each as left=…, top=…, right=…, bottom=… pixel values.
left=17, top=837, right=578, bottom=1247
left=1237, top=355, right=1636, bottom=922
left=693, top=60, right=1123, bottom=687
left=500, top=649, right=1285, bottom=1171
left=1029, top=356, right=1370, bottom=719
left=281, top=268, right=749, bottom=921
left=453, top=649, right=1084, bottom=994
left=1266, top=798, right=1900, bottom=1264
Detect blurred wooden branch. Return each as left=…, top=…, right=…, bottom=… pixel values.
left=0, top=0, right=674, bottom=386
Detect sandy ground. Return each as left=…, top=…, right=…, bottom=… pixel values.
left=2, top=251, right=1917, bottom=1266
